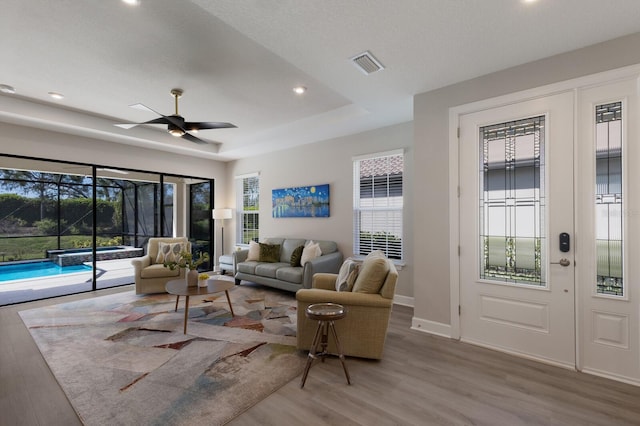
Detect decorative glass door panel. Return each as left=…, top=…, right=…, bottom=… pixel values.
left=595, top=102, right=623, bottom=296
left=479, top=116, right=545, bottom=286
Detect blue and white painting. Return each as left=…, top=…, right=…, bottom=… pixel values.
left=272, top=184, right=330, bottom=218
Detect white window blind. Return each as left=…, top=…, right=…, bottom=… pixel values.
left=236, top=174, right=259, bottom=244
left=353, top=151, right=403, bottom=259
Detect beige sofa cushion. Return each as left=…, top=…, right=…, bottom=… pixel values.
left=140, top=263, right=180, bottom=279
left=352, top=253, right=389, bottom=294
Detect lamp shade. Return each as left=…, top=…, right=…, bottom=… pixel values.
left=212, top=208, right=232, bottom=220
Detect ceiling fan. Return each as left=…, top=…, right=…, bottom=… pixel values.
left=115, top=88, right=236, bottom=144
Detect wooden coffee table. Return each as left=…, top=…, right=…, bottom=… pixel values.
left=165, top=277, right=235, bottom=334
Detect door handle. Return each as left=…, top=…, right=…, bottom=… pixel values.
left=551, top=258, right=571, bottom=267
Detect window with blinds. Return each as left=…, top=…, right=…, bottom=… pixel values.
left=236, top=174, right=259, bottom=244
left=353, top=151, right=403, bottom=259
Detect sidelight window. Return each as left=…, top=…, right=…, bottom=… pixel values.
left=595, top=102, right=624, bottom=296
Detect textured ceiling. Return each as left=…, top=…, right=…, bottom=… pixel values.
left=1, top=0, right=640, bottom=160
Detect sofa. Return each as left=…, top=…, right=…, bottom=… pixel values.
left=131, top=237, right=191, bottom=294
left=296, top=255, right=398, bottom=359
left=234, top=238, right=343, bottom=292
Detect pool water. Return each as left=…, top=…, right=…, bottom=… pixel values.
left=0, top=261, right=92, bottom=282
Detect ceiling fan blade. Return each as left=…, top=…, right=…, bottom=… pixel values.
left=129, top=103, right=164, bottom=116
left=114, top=123, right=139, bottom=129
left=185, top=121, right=237, bottom=130
left=141, top=117, right=172, bottom=125
left=129, top=103, right=187, bottom=132
left=181, top=132, right=208, bottom=145
left=114, top=117, right=171, bottom=129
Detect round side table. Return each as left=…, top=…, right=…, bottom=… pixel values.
left=300, top=303, right=351, bottom=388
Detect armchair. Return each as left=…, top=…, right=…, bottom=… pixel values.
left=296, top=258, right=398, bottom=360
left=131, top=237, right=191, bottom=294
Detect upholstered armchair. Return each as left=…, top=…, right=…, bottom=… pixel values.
left=296, top=257, right=398, bottom=360
left=131, top=237, right=191, bottom=294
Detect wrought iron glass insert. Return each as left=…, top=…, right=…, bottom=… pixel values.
left=479, top=116, right=546, bottom=285
left=595, top=102, right=623, bottom=296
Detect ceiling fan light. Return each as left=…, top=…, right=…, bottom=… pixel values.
left=168, top=127, right=184, bottom=137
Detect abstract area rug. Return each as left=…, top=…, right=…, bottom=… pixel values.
left=19, top=280, right=306, bottom=426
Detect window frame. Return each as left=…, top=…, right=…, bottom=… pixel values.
left=235, top=173, right=260, bottom=245
left=353, top=149, right=404, bottom=261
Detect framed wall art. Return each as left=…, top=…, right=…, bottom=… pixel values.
left=272, top=184, right=330, bottom=218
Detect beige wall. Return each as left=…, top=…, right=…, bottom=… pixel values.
left=413, top=32, right=640, bottom=327
left=226, top=121, right=414, bottom=300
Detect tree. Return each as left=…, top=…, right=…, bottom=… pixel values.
left=0, top=171, right=91, bottom=220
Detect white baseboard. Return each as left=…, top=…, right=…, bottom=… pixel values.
left=581, top=367, right=640, bottom=387
left=393, top=294, right=414, bottom=307
left=411, top=317, right=452, bottom=338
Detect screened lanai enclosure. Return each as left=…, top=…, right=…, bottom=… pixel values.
left=0, top=155, right=213, bottom=305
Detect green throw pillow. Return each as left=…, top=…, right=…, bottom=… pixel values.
left=259, top=243, right=281, bottom=263
left=290, top=245, right=304, bottom=267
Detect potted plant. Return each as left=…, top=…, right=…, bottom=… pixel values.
left=164, top=251, right=210, bottom=287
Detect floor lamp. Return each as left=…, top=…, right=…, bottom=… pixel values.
left=212, top=208, right=232, bottom=262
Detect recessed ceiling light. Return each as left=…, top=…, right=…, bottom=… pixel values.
left=48, top=92, right=64, bottom=100
left=122, top=0, right=140, bottom=5
left=0, top=84, right=16, bottom=94
left=293, top=86, right=307, bottom=95
left=522, top=0, right=538, bottom=3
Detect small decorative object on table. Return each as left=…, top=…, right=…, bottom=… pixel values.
left=163, top=250, right=210, bottom=287
left=198, top=272, right=210, bottom=287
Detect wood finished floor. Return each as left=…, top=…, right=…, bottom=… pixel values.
left=3, top=286, right=640, bottom=426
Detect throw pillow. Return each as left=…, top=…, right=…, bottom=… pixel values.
left=352, top=254, right=389, bottom=294
left=366, top=250, right=386, bottom=259
left=345, top=268, right=359, bottom=292
left=301, top=240, right=322, bottom=266
left=246, top=240, right=260, bottom=261
left=259, top=243, right=281, bottom=263
left=290, top=245, right=304, bottom=267
left=336, top=259, right=360, bottom=292
left=155, top=242, right=184, bottom=264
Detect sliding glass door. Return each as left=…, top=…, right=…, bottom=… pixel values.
left=0, top=155, right=214, bottom=305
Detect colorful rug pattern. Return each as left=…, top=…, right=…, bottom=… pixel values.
left=19, top=280, right=305, bottom=425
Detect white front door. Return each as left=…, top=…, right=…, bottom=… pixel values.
left=458, top=91, right=576, bottom=367
left=457, top=77, right=640, bottom=384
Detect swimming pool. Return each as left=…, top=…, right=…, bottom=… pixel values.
left=0, top=261, right=92, bottom=282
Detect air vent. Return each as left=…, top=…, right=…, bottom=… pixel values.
left=350, top=51, right=385, bottom=75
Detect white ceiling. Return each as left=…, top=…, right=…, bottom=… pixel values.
left=1, top=0, right=640, bottom=161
